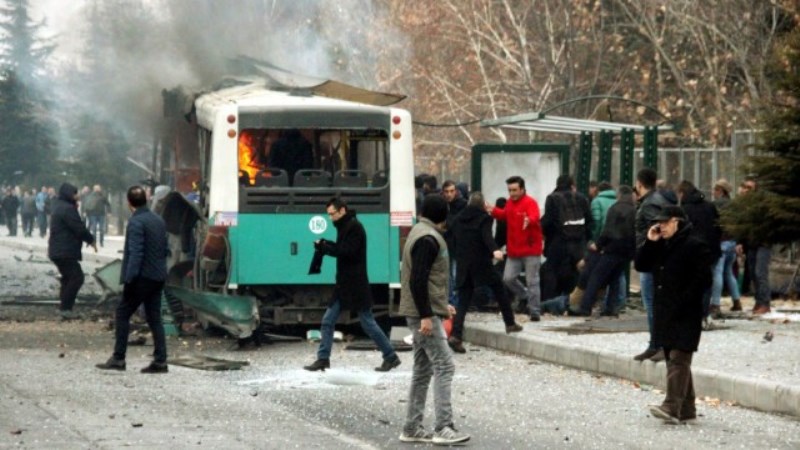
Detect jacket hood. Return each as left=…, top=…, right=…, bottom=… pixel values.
left=457, top=204, right=489, bottom=225
left=58, top=183, right=78, bottom=204
left=597, top=189, right=616, bottom=200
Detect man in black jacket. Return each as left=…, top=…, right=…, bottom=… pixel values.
left=2, top=188, right=20, bottom=236
left=569, top=186, right=637, bottom=316
left=635, top=206, right=715, bottom=424
left=448, top=192, right=522, bottom=353
left=48, top=183, right=97, bottom=320
left=304, top=197, right=400, bottom=372
left=97, top=186, right=169, bottom=373
left=541, top=175, right=593, bottom=300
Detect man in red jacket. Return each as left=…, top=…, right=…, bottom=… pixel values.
left=490, top=176, right=544, bottom=321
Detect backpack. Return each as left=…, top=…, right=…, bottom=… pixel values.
left=556, top=192, right=586, bottom=240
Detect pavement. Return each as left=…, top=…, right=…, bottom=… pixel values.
left=2, top=232, right=799, bottom=421
left=463, top=303, right=800, bottom=419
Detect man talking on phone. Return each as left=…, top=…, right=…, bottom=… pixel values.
left=635, top=205, right=714, bottom=424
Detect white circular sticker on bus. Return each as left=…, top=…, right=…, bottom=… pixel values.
left=309, top=216, right=328, bottom=234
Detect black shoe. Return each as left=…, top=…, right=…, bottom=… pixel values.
left=96, top=358, right=126, bottom=371
left=567, top=308, right=590, bottom=317
left=529, top=314, right=541, bottom=322
left=375, top=357, right=401, bottom=372
left=633, top=348, right=659, bottom=361
left=304, top=359, right=330, bottom=371
left=448, top=337, right=466, bottom=354
left=599, top=310, right=619, bottom=317
left=141, top=362, right=168, bottom=373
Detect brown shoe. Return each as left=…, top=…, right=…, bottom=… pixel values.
left=505, top=323, right=523, bottom=334
left=649, top=349, right=666, bottom=362
left=448, top=336, right=466, bottom=354
left=708, top=305, right=722, bottom=318
left=633, top=348, right=658, bottom=361
left=730, top=300, right=742, bottom=312
left=752, top=304, right=771, bottom=315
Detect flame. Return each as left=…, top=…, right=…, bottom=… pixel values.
left=238, top=130, right=263, bottom=184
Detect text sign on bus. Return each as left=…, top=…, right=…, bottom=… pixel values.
left=309, top=216, right=328, bottom=234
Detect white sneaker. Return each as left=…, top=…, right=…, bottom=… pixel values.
left=432, top=426, right=470, bottom=445
left=399, top=426, right=433, bottom=443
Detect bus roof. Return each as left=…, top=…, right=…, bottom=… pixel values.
left=194, top=78, right=407, bottom=130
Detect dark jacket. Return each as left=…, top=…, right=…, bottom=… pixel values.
left=542, top=189, right=592, bottom=260
left=443, top=196, right=467, bottom=254
left=48, top=183, right=94, bottom=261
left=681, top=190, right=722, bottom=260
left=634, top=223, right=715, bottom=352
left=595, top=197, right=636, bottom=259
left=318, top=211, right=372, bottom=311
left=121, top=206, right=168, bottom=283
left=635, top=189, right=673, bottom=248
left=452, top=204, right=498, bottom=288
left=2, top=193, right=19, bottom=216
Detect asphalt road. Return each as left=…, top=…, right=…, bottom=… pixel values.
left=1, top=244, right=799, bottom=449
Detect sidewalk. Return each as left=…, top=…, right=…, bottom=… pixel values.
left=0, top=232, right=123, bottom=265
left=463, top=307, right=800, bottom=418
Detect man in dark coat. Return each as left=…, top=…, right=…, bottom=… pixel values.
left=48, top=183, right=97, bottom=319
left=569, top=186, right=637, bottom=316
left=677, top=180, right=722, bottom=319
left=635, top=206, right=715, bottom=424
left=304, top=197, right=400, bottom=372
left=97, top=186, right=169, bottom=373
left=2, top=188, right=20, bottom=236
left=442, top=180, right=467, bottom=307
left=541, top=174, right=593, bottom=300
left=448, top=192, right=522, bottom=353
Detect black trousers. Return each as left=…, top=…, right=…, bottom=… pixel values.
left=113, top=278, right=167, bottom=364
left=52, top=259, right=84, bottom=311
left=452, top=269, right=515, bottom=340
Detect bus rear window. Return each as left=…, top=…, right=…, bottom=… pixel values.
left=238, top=128, right=388, bottom=188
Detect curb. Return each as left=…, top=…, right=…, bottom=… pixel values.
left=0, top=239, right=119, bottom=265
left=464, top=323, right=800, bottom=418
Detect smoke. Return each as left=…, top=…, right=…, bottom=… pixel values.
left=33, top=0, right=410, bottom=151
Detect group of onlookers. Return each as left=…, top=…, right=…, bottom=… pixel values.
left=0, top=184, right=111, bottom=243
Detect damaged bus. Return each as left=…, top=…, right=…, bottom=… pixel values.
left=160, top=75, right=415, bottom=340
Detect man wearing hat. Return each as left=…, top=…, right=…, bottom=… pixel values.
left=711, top=179, right=741, bottom=313
left=635, top=205, right=715, bottom=424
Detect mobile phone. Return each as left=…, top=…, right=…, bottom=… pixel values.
left=653, top=224, right=661, bottom=233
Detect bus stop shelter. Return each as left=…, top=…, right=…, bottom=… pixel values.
left=480, top=111, right=674, bottom=194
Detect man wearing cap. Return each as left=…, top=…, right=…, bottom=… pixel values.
left=635, top=205, right=715, bottom=424
left=711, top=179, right=741, bottom=313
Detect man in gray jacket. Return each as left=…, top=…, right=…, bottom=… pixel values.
left=397, top=194, right=469, bottom=446
left=96, top=186, right=169, bottom=374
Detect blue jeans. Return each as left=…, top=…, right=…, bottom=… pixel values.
left=747, top=246, right=772, bottom=307
left=88, top=214, right=105, bottom=246
left=579, top=253, right=627, bottom=313
left=711, top=240, right=740, bottom=306
left=448, top=260, right=459, bottom=308
left=317, top=297, right=396, bottom=361
left=639, top=271, right=658, bottom=350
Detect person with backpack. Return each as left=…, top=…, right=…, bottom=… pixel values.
left=541, top=174, right=593, bottom=301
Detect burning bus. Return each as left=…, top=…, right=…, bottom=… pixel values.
left=158, top=66, right=415, bottom=339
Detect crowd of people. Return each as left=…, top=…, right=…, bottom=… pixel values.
left=403, top=169, right=773, bottom=433
left=0, top=183, right=113, bottom=241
